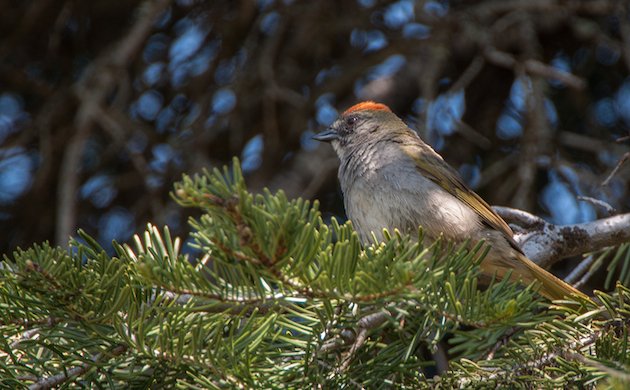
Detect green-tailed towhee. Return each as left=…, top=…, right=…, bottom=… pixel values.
left=314, top=101, right=587, bottom=301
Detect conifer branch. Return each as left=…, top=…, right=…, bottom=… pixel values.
left=1, top=159, right=628, bottom=387
left=28, top=345, right=128, bottom=390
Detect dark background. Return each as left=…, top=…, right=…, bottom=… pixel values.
left=0, top=0, right=628, bottom=262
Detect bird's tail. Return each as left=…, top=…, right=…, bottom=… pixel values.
left=481, top=251, right=589, bottom=302
left=513, top=253, right=589, bottom=302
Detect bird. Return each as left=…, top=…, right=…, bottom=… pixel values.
left=313, top=101, right=588, bottom=302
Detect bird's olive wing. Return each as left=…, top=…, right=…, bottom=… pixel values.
left=402, top=143, right=521, bottom=250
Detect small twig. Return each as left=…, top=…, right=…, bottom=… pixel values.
left=318, top=360, right=364, bottom=389
left=565, top=351, right=630, bottom=382
left=484, top=329, right=602, bottom=383
left=317, top=304, right=346, bottom=354
left=0, top=316, right=61, bottom=328
left=158, top=290, right=286, bottom=315
left=492, top=206, right=546, bottom=229
left=484, top=327, right=520, bottom=361
left=483, top=48, right=585, bottom=90
left=602, top=152, right=630, bottom=186
left=577, top=196, right=616, bottom=216
left=336, top=328, right=369, bottom=374
left=55, top=0, right=173, bottom=245
left=478, top=154, right=519, bottom=189
left=454, top=119, right=492, bottom=149
left=319, top=335, right=348, bottom=354
left=300, top=157, right=339, bottom=199
left=619, top=5, right=630, bottom=73
left=460, top=320, right=628, bottom=387
left=433, top=341, right=449, bottom=374
left=335, top=311, right=389, bottom=374
left=29, top=345, right=128, bottom=390
left=448, top=55, right=485, bottom=93
left=93, top=105, right=151, bottom=177
left=573, top=256, right=605, bottom=289
left=559, top=131, right=610, bottom=154
left=565, top=255, right=596, bottom=285
left=10, top=328, right=41, bottom=348
left=523, top=59, right=585, bottom=89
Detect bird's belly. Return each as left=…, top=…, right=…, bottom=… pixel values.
left=345, top=176, right=481, bottom=243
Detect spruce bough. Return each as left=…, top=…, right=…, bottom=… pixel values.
left=0, top=158, right=628, bottom=388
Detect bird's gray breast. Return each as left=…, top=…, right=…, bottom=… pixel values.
left=339, top=146, right=481, bottom=243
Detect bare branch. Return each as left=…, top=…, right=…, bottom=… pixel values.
left=565, top=254, right=596, bottom=285
left=493, top=206, right=546, bottom=230
left=454, top=119, right=492, bottom=150
left=494, top=207, right=630, bottom=268
left=28, top=345, right=128, bottom=390
left=448, top=55, right=485, bottom=93
left=619, top=4, right=630, bottom=72
left=433, top=341, right=450, bottom=374
left=602, top=152, right=630, bottom=187
left=458, top=318, right=629, bottom=387
left=577, top=196, right=616, bottom=216
left=486, top=329, right=600, bottom=382
left=483, top=48, right=585, bottom=90
left=573, top=256, right=605, bottom=290
left=484, top=327, right=519, bottom=361
left=55, top=0, right=173, bottom=245
left=334, top=311, right=390, bottom=374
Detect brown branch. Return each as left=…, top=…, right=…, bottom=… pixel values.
left=602, top=152, right=630, bottom=187
left=28, top=344, right=128, bottom=390
left=300, top=157, right=339, bottom=199
left=458, top=318, right=630, bottom=386
left=523, top=59, right=585, bottom=89
left=335, top=311, right=390, bottom=374
left=483, top=48, right=585, bottom=90
left=55, top=118, right=91, bottom=246
left=55, top=0, right=173, bottom=245
left=469, top=0, right=618, bottom=18
left=484, top=326, right=520, bottom=360
left=454, top=119, right=492, bottom=150
left=484, top=329, right=600, bottom=383
left=619, top=3, right=630, bottom=72
left=433, top=341, right=450, bottom=374
left=93, top=106, right=152, bottom=178
left=448, top=55, right=485, bottom=93
left=564, top=351, right=630, bottom=382
left=513, top=74, right=545, bottom=210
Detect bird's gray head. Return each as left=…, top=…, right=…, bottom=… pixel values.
left=312, top=101, right=402, bottom=157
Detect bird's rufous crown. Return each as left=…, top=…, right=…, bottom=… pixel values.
left=343, top=101, right=392, bottom=116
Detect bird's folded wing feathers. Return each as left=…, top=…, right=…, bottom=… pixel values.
left=402, top=143, right=522, bottom=252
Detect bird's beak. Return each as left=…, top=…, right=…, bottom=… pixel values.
left=312, top=128, right=339, bottom=142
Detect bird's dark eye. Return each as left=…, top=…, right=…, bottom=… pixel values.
left=345, top=116, right=358, bottom=127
